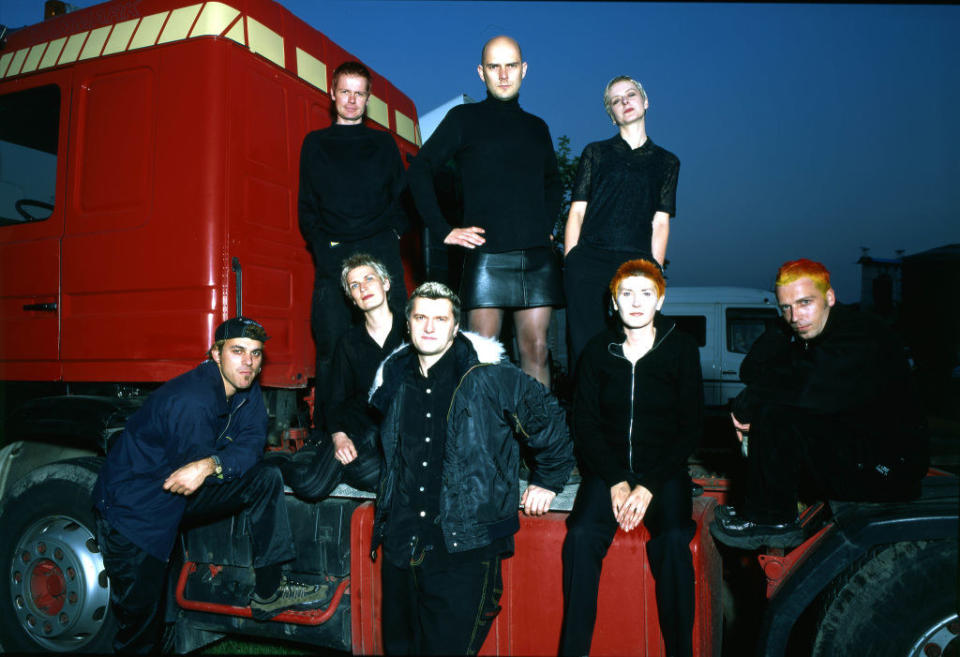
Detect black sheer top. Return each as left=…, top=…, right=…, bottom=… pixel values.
left=572, top=135, right=679, bottom=252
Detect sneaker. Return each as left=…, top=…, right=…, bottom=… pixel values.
left=709, top=512, right=804, bottom=550
left=249, top=577, right=328, bottom=621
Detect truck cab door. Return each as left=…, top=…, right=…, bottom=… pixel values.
left=720, top=307, right=780, bottom=406
left=0, top=76, right=70, bottom=381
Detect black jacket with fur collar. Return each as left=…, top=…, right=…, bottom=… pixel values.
left=369, top=331, right=574, bottom=557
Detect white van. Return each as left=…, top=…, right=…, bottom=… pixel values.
left=661, top=287, right=780, bottom=408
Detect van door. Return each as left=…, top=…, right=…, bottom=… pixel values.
left=0, top=77, right=70, bottom=381
left=720, top=307, right=780, bottom=405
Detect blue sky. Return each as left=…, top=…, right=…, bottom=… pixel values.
left=3, top=1, right=957, bottom=301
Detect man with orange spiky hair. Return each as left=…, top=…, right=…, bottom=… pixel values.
left=711, top=259, right=929, bottom=550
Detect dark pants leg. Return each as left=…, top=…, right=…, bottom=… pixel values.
left=381, top=554, right=503, bottom=656
left=280, top=425, right=381, bottom=499
left=560, top=474, right=695, bottom=657
left=310, top=231, right=407, bottom=432
left=95, top=515, right=167, bottom=654
left=183, top=461, right=296, bottom=568
left=560, top=476, right=618, bottom=656
left=341, top=424, right=381, bottom=492
left=644, top=472, right=696, bottom=657
left=564, top=245, right=653, bottom=370
left=744, top=405, right=923, bottom=523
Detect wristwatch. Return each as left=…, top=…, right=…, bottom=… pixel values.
left=210, top=454, right=223, bottom=476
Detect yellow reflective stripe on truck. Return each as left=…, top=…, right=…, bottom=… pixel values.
left=0, top=1, right=416, bottom=143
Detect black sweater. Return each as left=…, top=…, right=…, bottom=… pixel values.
left=731, top=304, right=928, bottom=459
left=325, top=311, right=406, bottom=439
left=407, top=94, right=562, bottom=252
left=298, top=123, right=407, bottom=250
left=574, top=315, right=703, bottom=492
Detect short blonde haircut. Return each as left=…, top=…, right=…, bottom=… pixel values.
left=603, top=75, right=647, bottom=122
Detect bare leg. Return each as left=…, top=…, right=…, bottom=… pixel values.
left=468, top=307, right=505, bottom=339
left=514, top=306, right=552, bottom=387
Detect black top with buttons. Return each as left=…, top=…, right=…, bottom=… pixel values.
left=572, top=135, right=679, bottom=253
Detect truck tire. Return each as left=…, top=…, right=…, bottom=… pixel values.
left=812, top=540, right=959, bottom=657
left=0, top=458, right=117, bottom=653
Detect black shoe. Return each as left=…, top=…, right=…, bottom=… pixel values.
left=710, top=511, right=804, bottom=549
left=249, top=577, right=328, bottom=621
left=714, top=504, right=739, bottom=521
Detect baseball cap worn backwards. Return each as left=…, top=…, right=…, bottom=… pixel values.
left=215, top=317, right=270, bottom=342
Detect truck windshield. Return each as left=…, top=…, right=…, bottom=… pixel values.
left=0, top=84, right=59, bottom=226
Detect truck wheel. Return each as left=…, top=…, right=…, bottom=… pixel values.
left=0, top=458, right=116, bottom=653
left=812, top=540, right=959, bottom=657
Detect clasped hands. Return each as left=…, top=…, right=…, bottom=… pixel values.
left=610, top=481, right=652, bottom=532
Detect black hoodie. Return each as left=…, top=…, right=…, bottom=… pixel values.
left=573, top=314, right=703, bottom=492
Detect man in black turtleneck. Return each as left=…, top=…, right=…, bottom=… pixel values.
left=298, top=61, right=408, bottom=433
left=407, top=36, right=562, bottom=388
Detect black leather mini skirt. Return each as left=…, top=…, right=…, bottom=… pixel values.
left=460, top=246, right=564, bottom=309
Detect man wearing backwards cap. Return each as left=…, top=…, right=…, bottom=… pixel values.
left=93, top=317, right=325, bottom=653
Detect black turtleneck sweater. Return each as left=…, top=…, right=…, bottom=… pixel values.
left=298, top=123, right=407, bottom=250
left=407, top=94, right=562, bottom=253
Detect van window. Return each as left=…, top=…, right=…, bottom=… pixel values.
left=726, top=308, right=779, bottom=354
left=666, top=315, right=707, bottom=347
left=0, top=85, right=59, bottom=226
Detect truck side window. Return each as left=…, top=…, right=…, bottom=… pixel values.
left=726, top=308, right=779, bottom=354
left=666, top=315, right=707, bottom=347
left=0, top=85, right=59, bottom=226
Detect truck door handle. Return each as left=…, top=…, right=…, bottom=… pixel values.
left=23, top=302, right=58, bottom=312
left=722, top=370, right=737, bottom=375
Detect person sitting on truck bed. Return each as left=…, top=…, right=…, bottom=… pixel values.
left=711, top=258, right=929, bottom=550
left=281, top=254, right=404, bottom=498
left=299, top=60, right=409, bottom=434
left=560, top=258, right=703, bottom=657
left=92, top=317, right=328, bottom=653
left=368, top=282, right=575, bottom=655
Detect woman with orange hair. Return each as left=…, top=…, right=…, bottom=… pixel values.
left=559, top=259, right=703, bottom=657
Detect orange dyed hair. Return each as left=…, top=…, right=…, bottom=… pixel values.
left=775, top=258, right=831, bottom=294
left=609, top=259, right=666, bottom=298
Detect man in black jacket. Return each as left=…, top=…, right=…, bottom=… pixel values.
left=298, top=60, right=408, bottom=432
left=369, top=282, right=574, bottom=655
left=711, top=259, right=929, bottom=549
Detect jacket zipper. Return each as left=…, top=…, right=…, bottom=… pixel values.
left=217, top=397, right=246, bottom=443
left=627, top=361, right=637, bottom=470
left=446, top=362, right=489, bottom=420
left=608, top=323, right=676, bottom=474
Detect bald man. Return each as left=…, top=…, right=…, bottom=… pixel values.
left=407, top=36, right=562, bottom=389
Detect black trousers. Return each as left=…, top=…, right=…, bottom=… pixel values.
left=95, top=461, right=295, bottom=654
left=310, top=230, right=407, bottom=431
left=381, top=553, right=503, bottom=656
left=743, top=405, right=925, bottom=523
left=560, top=472, right=696, bottom=657
left=277, top=424, right=381, bottom=500
left=564, top=244, right=653, bottom=369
